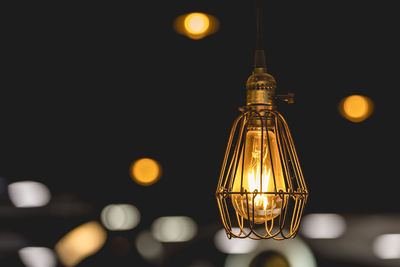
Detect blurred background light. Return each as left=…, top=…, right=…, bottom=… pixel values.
left=135, top=230, right=164, bottom=262
left=18, top=247, right=57, bottom=267
left=8, top=181, right=51, bottom=208
left=151, top=216, right=197, bottom=242
left=130, top=158, right=162, bottom=186
left=246, top=251, right=290, bottom=267
left=54, top=221, right=107, bottom=267
left=185, top=13, right=209, bottom=35
left=339, top=94, right=374, bottom=122
left=173, top=12, right=219, bottom=40
left=224, top=237, right=316, bottom=267
left=214, top=228, right=258, bottom=254
left=100, top=203, right=140, bottom=231
left=372, top=233, right=400, bottom=259
left=301, top=213, right=346, bottom=239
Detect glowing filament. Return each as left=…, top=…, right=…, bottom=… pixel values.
left=248, top=167, right=271, bottom=210
left=231, top=130, right=286, bottom=224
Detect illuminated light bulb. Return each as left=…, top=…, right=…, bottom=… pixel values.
left=339, top=94, right=374, bottom=122
left=231, top=130, right=286, bottom=223
left=216, top=50, right=308, bottom=240
left=130, top=158, right=162, bottom=186
left=173, top=12, right=219, bottom=40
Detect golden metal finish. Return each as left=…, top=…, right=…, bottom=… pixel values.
left=216, top=106, right=308, bottom=240
left=246, top=68, right=276, bottom=106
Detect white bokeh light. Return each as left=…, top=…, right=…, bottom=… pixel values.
left=135, top=231, right=164, bottom=262
left=373, top=234, right=400, bottom=259
left=224, top=237, right=316, bottom=267
left=214, top=228, right=258, bottom=254
left=151, top=216, right=197, bottom=242
left=8, top=181, right=51, bottom=208
left=101, top=204, right=140, bottom=231
left=18, top=247, right=57, bottom=267
left=301, top=213, right=346, bottom=239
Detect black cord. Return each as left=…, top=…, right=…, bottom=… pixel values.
left=255, top=0, right=263, bottom=50
left=254, top=0, right=266, bottom=68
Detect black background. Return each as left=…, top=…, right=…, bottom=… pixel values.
left=1, top=1, right=399, bottom=266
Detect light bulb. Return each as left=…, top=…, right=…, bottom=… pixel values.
left=231, top=129, right=286, bottom=224
left=215, top=49, right=308, bottom=239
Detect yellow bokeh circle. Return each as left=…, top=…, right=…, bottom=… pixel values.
left=173, top=12, right=219, bottom=40
left=339, top=94, right=374, bottom=123
left=184, top=13, right=210, bottom=35
left=130, top=158, right=162, bottom=186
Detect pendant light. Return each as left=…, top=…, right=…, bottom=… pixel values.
left=215, top=1, right=309, bottom=240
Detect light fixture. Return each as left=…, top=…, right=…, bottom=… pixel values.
left=215, top=0, right=308, bottom=240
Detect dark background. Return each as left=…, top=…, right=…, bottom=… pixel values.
left=1, top=1, right=399, bottom=266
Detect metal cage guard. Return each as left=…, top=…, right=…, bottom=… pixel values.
left=216, top=105, right=308, bottom=240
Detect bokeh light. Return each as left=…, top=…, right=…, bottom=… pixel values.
left=8, top=181, right=51, bottom=208
left=300, top=213, right=346, bottom=239
left=339, top=94, right=374, bottom=122
left=224, top=237, right=316, bottom=267
left=173, top=12, right=219, bottom=40
left=55, top=221, right=107, bottom=267
left=248, top=251, right=290, bottom=267
left=185, top=13, right=210, bottom=35
left=18, top=247, right=57, bottom=267
left=151, top=216, right=197, bottom=242
left=130, top=158, right=162, bottom=186
left=135, top=230, right=164, bottom=263
left=100, top=203, right=140, bottom=231
left=372, top=233, right=400, bottom=259
left=214, top=228, right=258, bottom=254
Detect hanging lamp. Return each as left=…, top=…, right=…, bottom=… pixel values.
left=215, top=1, right=309, bottom=240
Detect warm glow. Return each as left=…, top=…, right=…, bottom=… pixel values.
left=130, top=158, right=162, bottom=186
left=184, top=13, right=209, bottom=34
left=231, top=130, right=286, bottom=224
left=55, top=221, right=107, bottom=267
left=339, top=94, right=374, bottom=122
left=173, top=12, right=219, bottom=40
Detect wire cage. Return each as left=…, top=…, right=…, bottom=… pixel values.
left=216, top=106, right=308, bottom=240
